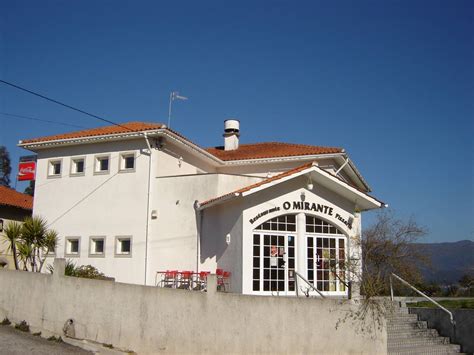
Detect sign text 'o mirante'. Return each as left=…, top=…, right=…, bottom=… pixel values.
left=249, top=201, right=353, bottom=230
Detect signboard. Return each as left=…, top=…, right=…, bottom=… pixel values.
left=249, top=200, right=354, bottom=230
left=18, top=161, right=36, bottom=181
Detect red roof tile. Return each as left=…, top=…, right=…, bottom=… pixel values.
left=21, top=121, right=164, bottom=144
left=205, top=142, right=343, bottom=161
left=0, top=186, right=33, bottom=210
left=20, top=122, right=342, bottom=163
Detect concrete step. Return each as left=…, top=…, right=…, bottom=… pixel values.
left=387, top=328, right=439, bottom=338
left=388, top=343, right=461, bottom=354
left=387, top=314, right=419, bottom=321
left=387, top=321, right=428, bottom=330
left=388, top=336, right=451, bottom=347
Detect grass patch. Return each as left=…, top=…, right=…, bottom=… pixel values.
left=408, top=299, right=474, bottom=309
left=104, top=343, right=114, bottom=349
left=0, top=318, right=11, bottom=326
left=15, top=321, right=30, bottom=332
left=32, top=331, right=42, bottom=337
left=47, top=335, right=63, bottom=342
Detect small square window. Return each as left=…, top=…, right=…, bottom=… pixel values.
left=89, top=237, right=105, bottom=257
left=119, top=153, right=135, bottom=172
left=71, top=157, right=85, bottom=175
left=48, top=159, right=62, bottom=177
left=65, top=237, right=80, bottom=257
left=95, top=155, right=110, bottom=174
left=115, top=236, right=132, bottom=257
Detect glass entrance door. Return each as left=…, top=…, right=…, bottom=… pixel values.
left=252, top=233, right=296, bottom=294
left=307, top=236, right=346, bottom=293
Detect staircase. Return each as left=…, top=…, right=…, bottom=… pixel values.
left=387, top=302, right=463, bottom=354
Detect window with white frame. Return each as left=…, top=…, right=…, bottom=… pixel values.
left=94, top=155, right=110, bottom=174
left=115, top=236, right=132, bottom=257
left=65, top=237, right=80, bottom=257
left=89, top=237, right=105, bottom=257
left=70, top=157, right=85, bottom=175
left=119, top=152, right=135, bottom=172
left=48, top=159, right=62, bottom=177
left=306, top=216, right=346, bottom=293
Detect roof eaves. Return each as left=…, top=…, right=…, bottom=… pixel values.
left=18, top=130, right=162, bottom=150
left=0, top=201, right=33, bottom=211
left=220, top=152, right=346, bottom=165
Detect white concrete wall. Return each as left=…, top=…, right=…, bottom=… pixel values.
left=201, top=199, right=244, bottom=292
left=147, top=173, right=261, bottom=285
left=0, top=266, right=387, bottom=354
left=35, top=139, right=151, bottom=284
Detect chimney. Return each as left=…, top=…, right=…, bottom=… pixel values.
left=223, top=119, right=240, bottom=151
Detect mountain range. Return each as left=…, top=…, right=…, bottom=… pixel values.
left=413, top=240, right=474, bottom=284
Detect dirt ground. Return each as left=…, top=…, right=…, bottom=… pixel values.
left=0, top=325, right=92, bottom=355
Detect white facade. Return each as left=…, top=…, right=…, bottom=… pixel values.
left=20, top=122, right=385, bottom=296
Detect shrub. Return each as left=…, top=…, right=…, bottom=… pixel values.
left=15, top=320, right=29, bottom=332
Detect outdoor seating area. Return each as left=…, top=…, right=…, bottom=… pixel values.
left=155, top=269, right=231, bottom=292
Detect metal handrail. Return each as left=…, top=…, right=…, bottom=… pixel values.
left=295, top=271, right=325, bottom=298
left=390, top=273, right=455, bottom=326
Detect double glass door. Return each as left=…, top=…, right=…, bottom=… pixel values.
left=252, top=233, right=296, bottom=294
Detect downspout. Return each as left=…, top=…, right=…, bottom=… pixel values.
left=194, top=201, right=202, bottom=273
left=143, top=133, right=153, bottom=285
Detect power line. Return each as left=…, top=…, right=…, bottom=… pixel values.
left=0, top=79, right=132, bottom=131
left=0, top=111, right=87, bottom=129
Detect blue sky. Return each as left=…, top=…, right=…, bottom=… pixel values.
left=0, top=1, right=472, bottom=243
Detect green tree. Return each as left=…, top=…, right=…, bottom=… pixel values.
left=24, top=181, right=35, bottom=196
left=1, top=216, right=58, bottom=272
left=2, top=221, right=22, bottom=270
left=0, top=146, right=12, bottom=187
left=19, top=216, right=58, bottom=272
left=459, top=274, right=474, bottom=288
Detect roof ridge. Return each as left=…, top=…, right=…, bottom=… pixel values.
left=208, top=141, right=341, bottom=149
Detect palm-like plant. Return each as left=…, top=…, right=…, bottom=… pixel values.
left=2, top=221, right=22, bottom=270
left=38, top=230, right=58, bottom=272
left=21, top=216, right=48, bottom=272
left=13, top=216, right=58, bottom=272
left=16, top=242, right=34, bottom=271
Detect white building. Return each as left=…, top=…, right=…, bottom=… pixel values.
left=19, top=120, right=385, bottom=297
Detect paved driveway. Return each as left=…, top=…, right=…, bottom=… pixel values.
left=0, top=325, right=91, bottom=355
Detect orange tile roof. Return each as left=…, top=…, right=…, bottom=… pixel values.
left=200, top=163, right=314, bottom=207
left=0, top=186, right=33, bottom=210
left=205, top=142, right=343, bottom=161
left=20, top=122, right=342, bottom=163
left=21, top=121, right=164, bottom=144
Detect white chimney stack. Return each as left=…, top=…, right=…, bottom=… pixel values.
left=223, top=119, right=240, bottom=151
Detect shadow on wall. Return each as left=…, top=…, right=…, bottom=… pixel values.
left=409, top=307, right=474, bottom=355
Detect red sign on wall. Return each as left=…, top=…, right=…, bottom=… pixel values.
left=18, top=161, right=36, bottom=181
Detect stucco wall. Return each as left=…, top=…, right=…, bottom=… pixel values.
left=149, top=173, right=261, bottom=286
left=0, top=264, right=387, bottom=354
left=36, top=139, right=151, bottom=284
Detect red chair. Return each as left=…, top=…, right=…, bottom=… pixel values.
left=194, top=271, right=210, bottom=291
left=162, top=270, right=178, bottom=288
left=217, top=270, right=231, bottom=292
left=179, top=271, right=193, bottom=290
